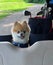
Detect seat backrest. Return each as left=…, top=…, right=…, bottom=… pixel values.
left=37, top=41, right=53, bottom=65
left=29, top=17, right=52, bottom=34
left=0, top=41, right=53, bottom=65
left=29, top=33, right=53, bottom=45
left=0, top=35, right=12, bottom=42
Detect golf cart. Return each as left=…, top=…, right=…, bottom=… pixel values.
left=0, top=0, right=53, bottom=65
left=0, top=0, right=53, bottom=45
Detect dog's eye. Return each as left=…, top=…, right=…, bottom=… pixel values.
left=17, top=31, right=20, bottom=33
left=23, top=31, right=26, bottom=33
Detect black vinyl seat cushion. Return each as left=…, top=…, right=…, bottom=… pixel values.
left=29, top=33, right=53, bottom=46
left=29, top=17, right=52, bottom=34
left=28, top=17, right=53, bottom=45
left=0, top=33, right=53, bottom=46
left=0, top=35, right=12, bottom=42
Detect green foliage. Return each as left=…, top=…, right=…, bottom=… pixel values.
left=24, top=0, right=32, bottom=3
left=24, top=0, right=45, bottom=3
left=0, top=0, right=45, bottom=3
left=33, top=0, right=45, bottom=3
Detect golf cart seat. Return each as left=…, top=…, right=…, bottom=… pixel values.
left=0, top=41, right=53, bottom=65
left=29, top=17, right=53, bottom=45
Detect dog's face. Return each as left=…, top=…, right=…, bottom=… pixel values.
left=11, top=21, right=30, bottom=43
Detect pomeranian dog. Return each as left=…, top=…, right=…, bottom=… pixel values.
left=11, top=21, right=31, bottom=48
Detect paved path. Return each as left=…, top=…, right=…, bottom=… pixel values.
left=0, top=4, right=43, bottom=35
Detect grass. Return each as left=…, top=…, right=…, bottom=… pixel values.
left=0, top=0, right=24, bottom=2
left=0, top=2, right=33, bottom=19
left=0, top=2, right=32, bottom=10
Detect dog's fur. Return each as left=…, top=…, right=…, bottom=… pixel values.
left=11, top=21, right=31, bottom=44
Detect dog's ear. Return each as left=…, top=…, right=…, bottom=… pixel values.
left=14, top=21, right=18, bottom=26
left=22, top=21, right=31, bottom=32
left=22, top=21, right=27, bottom=26
left=14, top=21, right=20, bottom=26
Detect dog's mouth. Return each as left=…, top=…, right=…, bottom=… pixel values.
left=21, top=35, right=25, bottom=39
left=17, top=35, right=25, bottom=39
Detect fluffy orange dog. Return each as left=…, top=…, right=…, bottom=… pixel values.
left=11, top=21, right=31, bottom=47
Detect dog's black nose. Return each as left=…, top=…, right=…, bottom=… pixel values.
left=21, top=33, right=23, bottom=36
left=21, top=33, right=25, bottom=38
